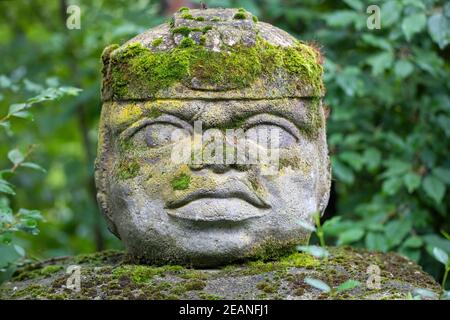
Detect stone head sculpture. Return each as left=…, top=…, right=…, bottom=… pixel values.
left=96, top=8, right=331, bottom=266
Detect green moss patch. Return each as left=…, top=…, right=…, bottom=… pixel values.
left=108, top=37, right=323, bottom=98
left=117, top=159, right=140, bottom=180
left=151, top=38, right=163, bottom=47
left=171, top=173, right=191, bottom=190
left=233, top=12, right=247, bottom=20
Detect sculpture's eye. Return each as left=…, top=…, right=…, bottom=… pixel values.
left=131, top=122, right=189, bottom=148
left=245, top=124, right=297, bottom=149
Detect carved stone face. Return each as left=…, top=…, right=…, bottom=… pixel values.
left=96, top=8, right=330, bottom=266
left=96, top=98, right=330, bottom=266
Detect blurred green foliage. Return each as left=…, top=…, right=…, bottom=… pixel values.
left=0, top=0, right=449, bottom=286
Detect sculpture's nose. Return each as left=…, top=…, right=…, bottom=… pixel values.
left=189, top=162, right=229, bottom=173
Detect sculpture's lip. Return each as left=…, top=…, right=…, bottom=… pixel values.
left=165, top=190, right=270, bottom=210
left=165, top=196, right=269, bottom=222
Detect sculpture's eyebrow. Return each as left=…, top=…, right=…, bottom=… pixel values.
left=242, top=114, right=301, bottom=140
left=120, top=114, right=193, bottom=140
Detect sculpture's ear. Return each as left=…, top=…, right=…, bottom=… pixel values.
left=94, top=103, right=120, bottom=239
left=316, top=101, right=331, bottom=216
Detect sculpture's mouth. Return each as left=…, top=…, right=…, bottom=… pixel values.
left=166, top=190, right=270, bottom=210
left=165, top=181, right=271, bottom=222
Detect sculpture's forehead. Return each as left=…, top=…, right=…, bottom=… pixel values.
left=105, top=98, right=323, bottom=137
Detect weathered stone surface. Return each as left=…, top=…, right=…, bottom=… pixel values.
left=96, top=7, right=331, bottom=267
left=0, top=248, right=440, bottom=300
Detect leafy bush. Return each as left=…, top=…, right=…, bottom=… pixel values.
left=0, top=77, right=80, bottom=283
left=246, top=0, right=450, bottom=285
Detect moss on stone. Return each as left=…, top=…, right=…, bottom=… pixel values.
left=233, top=12, right=247, bottom=20
left=198, top=292, right=222, bottom=300
left=108, top=37, right=323, bottom=98
left=117, top=159, right=139, bottom=180
left=179, top=37, right=196, bottom=48
left=1, top=247, right=440, bottom=300
left=151, top=37, right=163, bottom=47
left=256, top=280, right=279, bottom=293
left=13, top=264, right=64, bottom=281
left=184, top=279, right=207, bottom=291
left=171, top=26, right=193, bottom=37
left=171, top=173, right=191, bottom=190
left=112, top=265, right=183, bottom=284
left=181, top=13, right=194, bottom=20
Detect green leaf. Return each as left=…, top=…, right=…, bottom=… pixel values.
left=365, top=232, right=389, bottom=252
left=422, top=175, right=446, bottom=204
left=403, top=236, right=423, bottom=248
left=432, top=247, right=449, bottom=265
left=339, top=152, right=364, bottom=171
left=402, top=13, right=427, bottom=41
left=14, top=245, right=25, bottom=257
left=403, top=172, right=421, bottom=193
left=0, top=244, right=21, bottom=268
left=20, top=162, right=46, bottom=173
left=18, top=208, right=43, bottom=220
left=337, top=228, right=364, bottom=245
left=361, top=34, right=392, bottom=51
left=332, top=158, right=355, bottom=185
left=394, top=60, right=414, bottom=79
left=59, top=86, right=82, bottom=96
left=381, top=1, right=401, bottom=27
left=441, top=230, right=450, bottom=241
left=325, top=10, right=360, bottom=28
left=0, top=75, right=12, bottom=88
left=413, top=288, right=438, bottom=299
left=11, top=111, right=34, bottom=121
left=8, top=103, right=27, bottom=115
left=297, top=245, right=329, bottom=259
left=367, top=51, right=394, bottom=76
left=342, top=0, right=363, bottom=11
left=335, top=67, right=363, bottom=97
left=304, top=277, right=331, bottom=293
left=336, top=279, right=361, bottom=292
left=363, top=148, right=381, bottom=171
left=0, top=180, right=15, bottom=195
left=385, top=220, right=412, bottom=248
left=296, top=219, right=316, bottom=232
left=427, top=13, right=450, bottom=50
left=423, top=234, right=450, bottom=252
left=433, top=167, right=450, bottom=185
left=7, top=149, right=24, bottom=165
left=381, top=160, right=411, bottom=178
left=382, top=178, right=403, bottom=195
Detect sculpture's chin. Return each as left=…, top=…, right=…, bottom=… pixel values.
left=166, top=198, right=268, bottom=222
